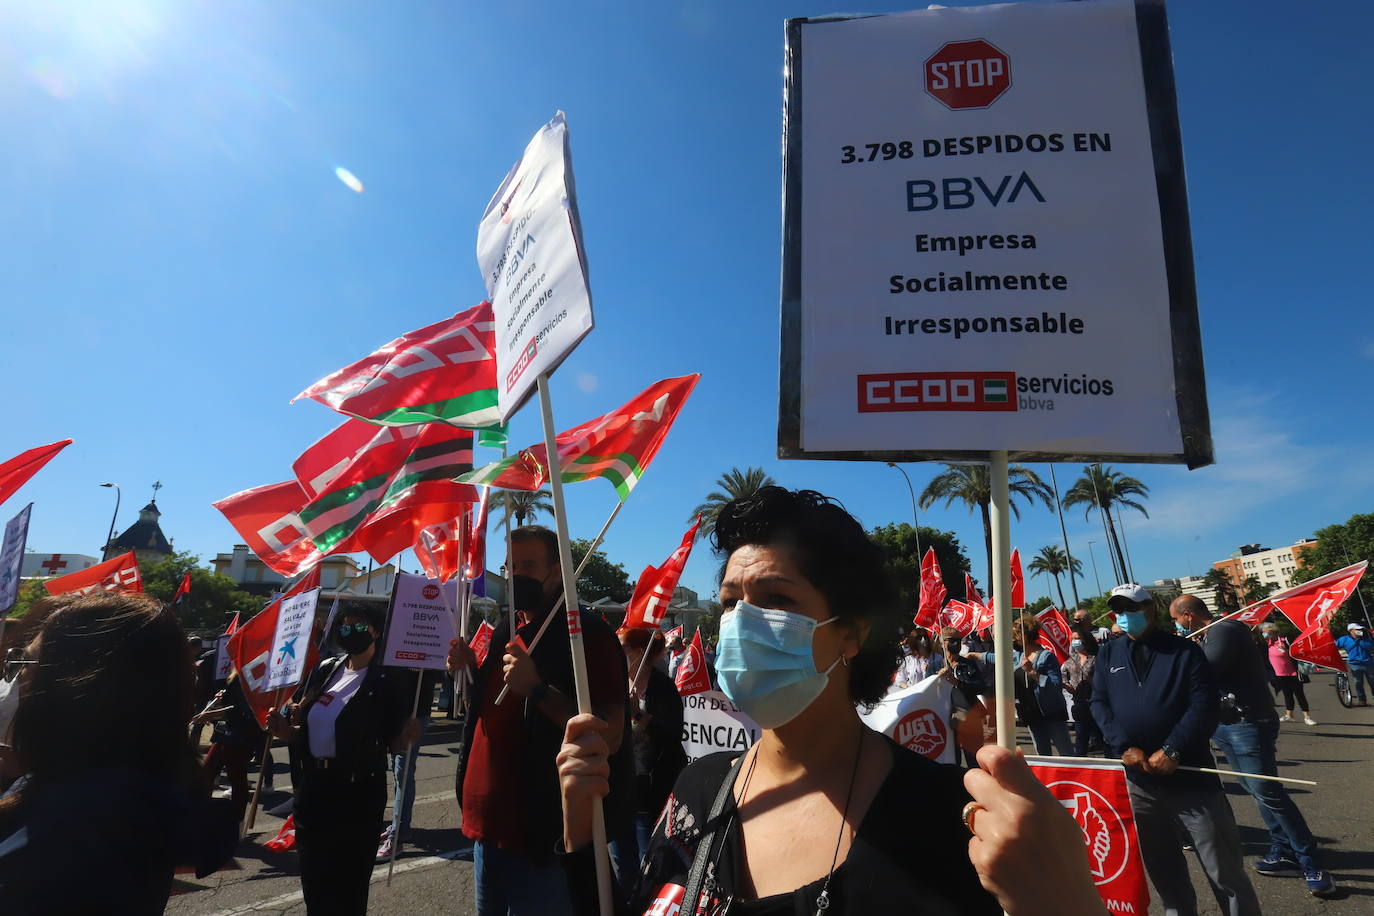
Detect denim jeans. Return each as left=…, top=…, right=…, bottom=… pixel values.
left=1212, top=719, right=1320, bottom=871
left=473, top=840, right=574, bottom=916
left=390, top=716, right=428, bottom=835
left=1349, top=664, right=1374, bottom=701
left=1027, top=720, right=1074, bottom=757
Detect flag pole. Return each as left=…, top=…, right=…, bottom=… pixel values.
left=493, top=496, right=627, bottom=706
left=1026, top=755, right=1316, bottom=787
left=535, top=372, right=614, bottom=916
left=989, top=451, right=1015, bottom=752
left=386, top=669, right=426, bottom=886
left=244, top=687, right=282, bottom=833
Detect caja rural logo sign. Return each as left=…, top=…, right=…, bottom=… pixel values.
left=925, top=39, right=1011, bottom=110
left=858, top=371, right=1016, bottom=413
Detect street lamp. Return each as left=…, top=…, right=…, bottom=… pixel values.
left=100, top=483, right=120, bottom=559
left=1086, top=539, right=1104, bottom=595
left=885, top=462, right=922, bottom=559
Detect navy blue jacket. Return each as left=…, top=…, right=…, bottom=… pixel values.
left=1090, top=630, right=1220, bottom=788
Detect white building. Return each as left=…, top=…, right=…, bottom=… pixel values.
left=211, top=544, right=360, bottom=595
left=20, top=552, right=101, bottom=578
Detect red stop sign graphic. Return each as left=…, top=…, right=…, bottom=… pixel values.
left=924, top=39, right=1011, bottom=110
left=423, top=583, right=440, bottom=600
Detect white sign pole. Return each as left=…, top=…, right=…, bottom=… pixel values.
left=536, top=372, right=614, bottom=916
left=989, top=451, right=1015, bottom=751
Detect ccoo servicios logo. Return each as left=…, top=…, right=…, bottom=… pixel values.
left=924, top=39, right=1011, bottom=110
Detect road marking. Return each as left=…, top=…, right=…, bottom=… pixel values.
left=203, top=848, right=469, bottom=916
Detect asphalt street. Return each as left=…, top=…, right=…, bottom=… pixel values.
left=166, top=671, right=1372, bottom=915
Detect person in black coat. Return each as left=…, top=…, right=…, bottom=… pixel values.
left=268, top=605, right=419, bottom=916
left=195, top=672, right=262, bottom=823
left=620, top=628, right=687, bottom=861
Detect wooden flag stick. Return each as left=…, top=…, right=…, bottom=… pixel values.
left=386, top=670, right=426, bottom=886
left=535, top=373, right=614, bottom=916
left=244, top=687, right=283, bottom=833
left=493, top=498, right=627, bottom=707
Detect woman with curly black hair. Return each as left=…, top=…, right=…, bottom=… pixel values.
left=556, top=487, right=1104, bottom=915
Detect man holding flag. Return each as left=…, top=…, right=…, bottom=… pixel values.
left=1170, top=594, right=1336, bottom=897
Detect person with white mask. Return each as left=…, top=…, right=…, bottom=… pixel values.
left=555, top=487, right=1106, bottom=916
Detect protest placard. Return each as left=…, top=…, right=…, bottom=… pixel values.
left=265, top=587, right=320, bottom=691
left=0, top=504, right=31, bottom=613
left=381, top=572, right=459, bottom=670
left=680, top=689, right=760, bottom=764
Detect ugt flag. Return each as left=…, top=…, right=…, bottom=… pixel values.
left=293, top=301, right=500, bottom=430
left=45, top=550, right=142, bottom=597
left=914, top=547, right=946, bottom=630
left=938, top=600, right=976, bottom=637
left=1026, top=757, right=1151, bottom=916
left=470, top=620, right=495, bottom=668
left=459, top=374, right=699, bottom=501
left=1035, top=606, right=1073, bottom=665
left=1270, top=562, right=1367, bottom=672
left=965, top=574, right=994, bottom=634
left=1010, top=547, right=1025, bottom=609
left=674, top=630, right=712, bottom=697
left=622, top=517, right=700, bottom=632
left=860, top=674, right=955, bottom=763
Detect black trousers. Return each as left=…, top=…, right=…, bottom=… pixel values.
left=293, top=771, right=386, bottom=916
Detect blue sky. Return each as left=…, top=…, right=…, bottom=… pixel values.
left=4, top=0, right=1372, bottom=609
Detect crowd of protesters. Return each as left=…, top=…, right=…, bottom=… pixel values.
left=0, top=487, right=1364, bottom=915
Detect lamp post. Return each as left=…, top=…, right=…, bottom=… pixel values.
left=99, top=483, right=121, bottom=560
left=885, top=462, right=922, bottom=559
left=1086, top=539, right=1104, bottom=595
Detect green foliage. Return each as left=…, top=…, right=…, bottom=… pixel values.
left=1027, top=544, right=1083, bottom=610
left=569, top=538, right=633, bottom=603
left=5, top=578, right=50, bottom=619
left=140, top=551, right=262, bottom=630
left=695, top=600, right=723, bottom=644
left=868, top=523, right=971, bottom=614
left=1292, top=512, right=1374, bottom=633
left=1025, top=595, right=1054, bottom=614
left=690, top=467, right=777, bottom=542
left=917, top=463, right=1053, bottom=580
left=1242, top=576, right=1277, bottom=606
left=1060, top=465, right=1150, bottom=583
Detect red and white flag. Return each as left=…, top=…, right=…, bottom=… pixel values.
left=0, top=438, right=71, bottom=507
left=416, top=518, right=463, bottom=583
left=1035, top=605, right=1073, bottom=665
left=1269, top=562, right=1367, bottom=672
left=674, top=630, right=712, bottom=696
left=462, top=490, right=490, bottom=581
left=226, top=571, right=322, bottom=727
left=1026, top=757, right=1151, bottom=916
left=859, top=673, right=955, bottom=763
left=914, top=548, right=947, bottom=630
left=469, top=620, right=495, bottom=667
left=213, top=481, right=341, bottom=579
left=45, top=550, right=142, bottom=597
left=938, top=600, right=977, bottom=637
left=264, top=815, right=297, bottom=852
left=965, top=575, right=994, bottom=635
left=172, top=571, right=192, bottom=606
left=623, top=517, right=700, bottom=632
left=1010, top=547, right=1025, bottom=609
left=665, top=624, right=684, bottom=647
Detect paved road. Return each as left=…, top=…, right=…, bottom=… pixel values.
left=168, top=672, right=1372, bottom=915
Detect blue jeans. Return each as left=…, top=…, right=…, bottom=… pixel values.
left=1028, top=720, right=1073, bottom=757
left=1349, top=664, right=1374, bottom=701
left=390, top=716, right=428, bottom=835
left=1212, top=719, right=1319, bottom=871
left=473, top=840, right=574, bottom=916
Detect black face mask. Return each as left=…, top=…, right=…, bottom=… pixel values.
left=338, top=627, right=374, bottom=656
left=512, top=574, right=551, bottom=614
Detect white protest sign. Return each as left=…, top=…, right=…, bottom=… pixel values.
left=680, top=689, right=760, bottom=764
left=859, top=674, right=956, bottom=763
left=477, top=111, right=595, bottom=421
left=214, top=634, right=233, bottom=682
left=0, top=504, right=32, bottom=612
left=381, top=572, right=459, bottom=670
left=779, top=0, right=1210, bottom=466
left=265, top=587, right=320, bottom=691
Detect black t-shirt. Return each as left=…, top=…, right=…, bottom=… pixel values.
left=624, top=735, right=999, bottom=916
left=1201, top=619, right=1276, bottom=721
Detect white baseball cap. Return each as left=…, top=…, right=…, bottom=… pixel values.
left=1108, top=583, right=1152, bottom=610
left=1350, top=622, right=1366, bottom=632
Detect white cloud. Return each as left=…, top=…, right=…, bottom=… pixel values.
left=1362, top=339, right=1374, bottom=359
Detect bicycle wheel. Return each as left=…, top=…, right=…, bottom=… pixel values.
left=1336, top=671, right=1354, bottom=708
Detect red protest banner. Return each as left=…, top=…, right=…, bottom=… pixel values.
left=44, top=550, right=142, bottom=596
left=1027, top=757, right=1151, bottom=916
left=674, top=630, right=712, bottom=696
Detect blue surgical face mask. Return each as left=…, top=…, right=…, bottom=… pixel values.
left=1115, top=610, right=1149, bottom=638
left=716, top=601, right=841, bottom=729
left=1070, top=640, right=1084, bottom=654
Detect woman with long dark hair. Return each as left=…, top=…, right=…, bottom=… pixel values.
left=0, top=593, right=237, bottom=914
left=268, top=604, right=418, bottom=915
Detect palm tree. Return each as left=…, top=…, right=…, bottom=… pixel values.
left=1201, top=568, right=1241, bottom=614
left=691, top=467, right=777, bottom=541
left=1061, top=465, right=1149, bottom=584
left=918, top=464, right=1054, bottom=585
left=495, top=490, right=555, bottom=530
left=1027, top=544, right=1082, bottom=611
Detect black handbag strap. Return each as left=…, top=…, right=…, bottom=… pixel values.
left=681, top=754, right=744, bottom=916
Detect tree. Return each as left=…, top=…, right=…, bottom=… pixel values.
left=569, top=538, right=633, bottom=603
left=696, top=600, right=723, bottom=645
left=1200, top=568, right=1241, bottom=615
left=496, top=490, right=555, bottom=530
left=1027, top=544, right=1082, bottom=611
left=4, top=578, right=50, bottom=620
left=1242, top=576, right=1277, bottom=606
left=1291, top=512, right=1374, bottom=633
left=917, top=463, right=1053, bottom=583
left=1025, top=595, right=1054, bottom=615
left=868, top=522, right=971, bottom=616
left=690, top=467, right=777, bottom=541
left=140, top=551, right=262, bottom=630
left=1061, top=465, right=1149, bottom=584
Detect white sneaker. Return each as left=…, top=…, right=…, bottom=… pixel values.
left=1280, top=712, right=1293, bottom=722
left=1304, top=715, right=1317, bottom=726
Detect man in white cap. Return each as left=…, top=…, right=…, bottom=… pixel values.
left=1335, top=621, right=1374, bottom=706
left=1091, top=584, right=1260, bottom=916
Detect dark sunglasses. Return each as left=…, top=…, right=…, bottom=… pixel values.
left=336, top=622, right=370, bottom=637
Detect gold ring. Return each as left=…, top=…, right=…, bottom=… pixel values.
left=961, top=800, right=984, bottom=834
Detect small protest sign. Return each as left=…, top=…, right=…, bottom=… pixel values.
left=381, top=572, right=459, bottom=670
left=859, top=674, right=956, bottom=763
left=0, top=504, right=32, bottom=611
left=680, top=689, right=760, bottom=764
left=265, top=587, right=320, bottom=691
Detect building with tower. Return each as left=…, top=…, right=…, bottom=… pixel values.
left=104, top=500, right=173, bottom=565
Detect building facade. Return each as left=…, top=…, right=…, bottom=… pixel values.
left=103, top=501, right=173, bottom=565
left=19, top=552, right=101, bottom=578
left=211, top=544, right=361, bottom=596
left=1212, top=539, right=1317, bottom=593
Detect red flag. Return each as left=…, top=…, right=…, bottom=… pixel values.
left=0, top=439, right=72, bottom=507
left=264, top=815, right=297, bottom=852
left=45, top=550, right=142, bottom=597
left=665, top=625, right=684, bottom=646
left=173, top=571, right=192, bottom=605
left=937, top=600, right=976, bottom=637
left=1027, top=757, right=1151, bottom=915
left=674, top=630, right=712, bottom=696
left=1010, top=548, right=1025, bottom=609
left=914, top=548, right=947, bottom=630
left=623, top=517, right=701, bottom=632
left=972, top=600, right=996, bottom=637
left=1268, top=562, right=1367, bottom=672
left=463, top=489, right=490, bottom=581
left=416, top=518, right=463, bottom=583
left=214, top=481, right=347, bottom=579
left=965, top=574, right=993, bottom=634
left=1035, top=606, right=1072, bottom=665
left=293, top=301, right=500, bottom=429
left=226, top=572, right=323, bottom=727
left=470, top=620, right=495, bottom=667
